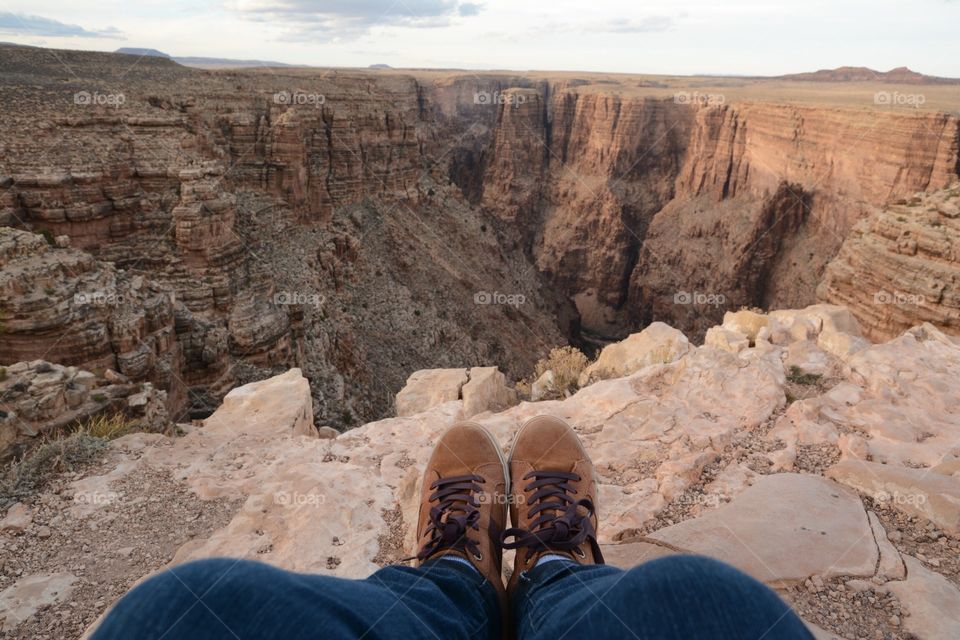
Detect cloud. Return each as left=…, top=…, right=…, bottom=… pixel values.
left=600, top=16, right=675, bottom=33
left=231, top=0, right=483, bottom=39
left=0, top=12, right=122, bottom=38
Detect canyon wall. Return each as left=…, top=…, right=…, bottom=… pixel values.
left=470, top=89, right=960, bottom=338
left=2, top=45, right=959, bottom=430
left=818, top=186, right=960, bottom=341
left=0, top=49, right=571, bottom=426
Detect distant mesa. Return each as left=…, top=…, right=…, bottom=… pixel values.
left=369, top=63, right=392, bottom=69
left=115, top=47, right=296, bottom=69
left=777, top=65, right=960, bottom=85
left=115, top=47, right=170, bottom=58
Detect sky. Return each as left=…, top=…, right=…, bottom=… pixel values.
left=0, top=0, right=957, bottom=76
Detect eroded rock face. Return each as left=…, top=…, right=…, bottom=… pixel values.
left=3, top=45, right=959, bottom=430
left=0, top=228, right=181, bottom=405
left=0, top=358, right=169, bottom=458
left=578, top=322, right=691, bottom=385
left=395, top=367, right=518, bottom=419
left=0, top=48, right=572, bottom=429
left=818, top=185, right=960, bottom=341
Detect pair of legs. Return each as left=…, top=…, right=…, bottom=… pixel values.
left=91, top=554, right=808, bottom=639
left=92, top=417, right=812, bottom=639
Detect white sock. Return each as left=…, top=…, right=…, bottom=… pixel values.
left=535, top=554, right=574, bottom=567
left=438, top=555, right=480, bottom=574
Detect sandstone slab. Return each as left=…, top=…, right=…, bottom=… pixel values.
left=579, top=322, right=691, bottom=386
left=0, top=573, right=76, bottom=630
left=395, top=368, right=467, bottom=417
left=722, top=309, right=770, bottom=343
left=461, top=367, right=517, bottom=418
left=827, top=459, right=960, bottom=534
left=0, top=503, right=33, bottom=534
left=704, top=326, right=749, bottom=354
left=207, top=368, right=315, bottom=438
left=867, top=511, right=905, bottom=581
left=601, top=540, right=679, bottom=568
left=649, top=474, right=878, bottom=586
left=885, top=556, right=960, bottom=640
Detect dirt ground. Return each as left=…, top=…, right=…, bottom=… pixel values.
left=0, top=453, right=240, bottom=639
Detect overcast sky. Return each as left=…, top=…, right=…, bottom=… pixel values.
left=0, top=0, right=957, bottom=76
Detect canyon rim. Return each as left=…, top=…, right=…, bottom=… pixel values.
left=1, top=3, right=960, bottom=638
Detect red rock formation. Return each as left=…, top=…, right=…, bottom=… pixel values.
left=630, top=103, right=959, bottom=337
left=818, top=186, right=960, bottom=341
left=2, top=44, right=959, bottom=426
left=0, top=228, right=182, bottom=403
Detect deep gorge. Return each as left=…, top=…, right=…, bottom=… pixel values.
left=1, top=46, right=958, bottom=428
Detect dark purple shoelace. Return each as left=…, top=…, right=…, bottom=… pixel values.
left=501, top=470, right=604, bottom=563
left=415, top=474, right=485, bottom=562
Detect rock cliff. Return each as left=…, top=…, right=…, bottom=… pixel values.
left=3, top=304, right=959, bottom=638
left=2, top=44, right=959, bottom=431
left=818, top=185, right=960, bottom=341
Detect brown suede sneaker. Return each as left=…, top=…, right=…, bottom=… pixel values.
left=413, top=421, right=509, bottom=610
left=501, top=415, right=604, bottom=595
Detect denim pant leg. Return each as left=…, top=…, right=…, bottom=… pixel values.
left=514, top=555, right=813, bottom=640
left=92, top=557, right=501, bottom=640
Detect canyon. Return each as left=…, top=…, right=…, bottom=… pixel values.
left=1, top=42, right=960, bottom=640
left=1, top=43, right=959, bottom=439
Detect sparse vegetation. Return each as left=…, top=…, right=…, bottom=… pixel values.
left=78, top=412, right=138, bottom=440
left=37, top=228, right=55, bottom=245
left=0, top=433, right=107, bottom=509
left=787, top=365, right=823, bottom=386
left=0, top=412, right=138, bottom=508
left=517, top=346, right=590, bottom=400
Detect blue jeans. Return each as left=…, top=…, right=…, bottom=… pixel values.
left=92, top=555, right=812, bottom=639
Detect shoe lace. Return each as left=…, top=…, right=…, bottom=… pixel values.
left=500, top=470, right=603, bottom=563
left=413, top=474, right=486, bottom=562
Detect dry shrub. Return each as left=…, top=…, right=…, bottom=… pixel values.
left=78, top=412, right=137, bottom=440
left=0, top=413, right=137, bottom=509
left=518, top=346, right=590, bottom=401
left=0, top=434, right=107, bottom=509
